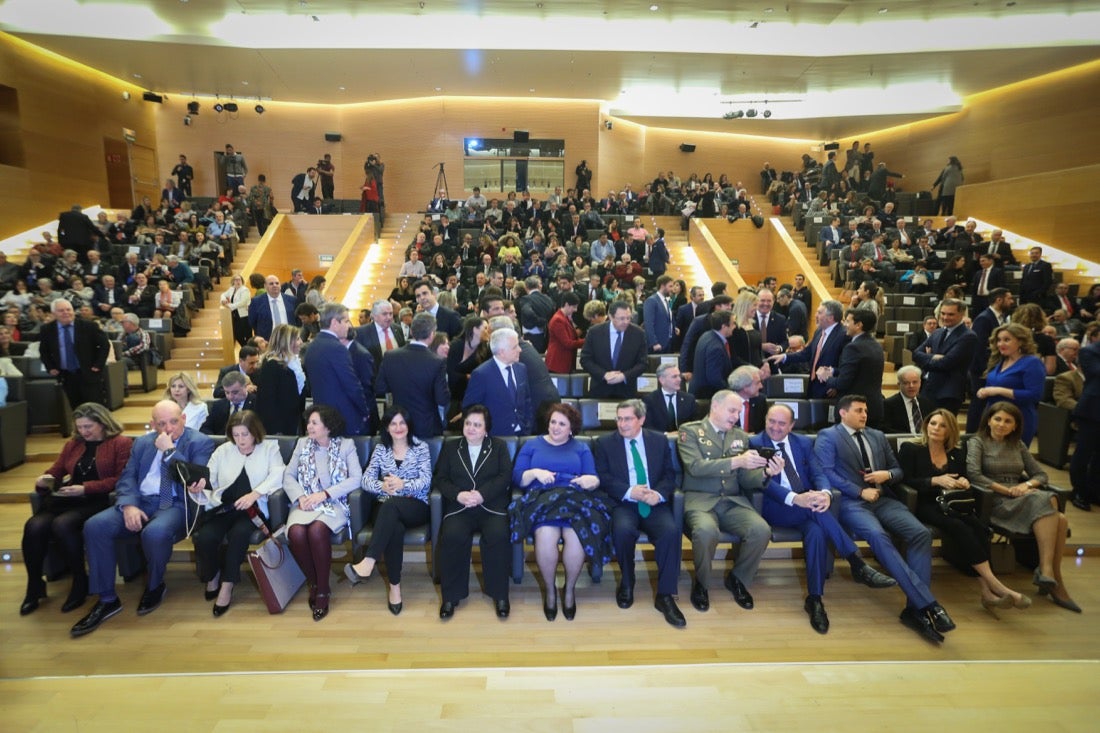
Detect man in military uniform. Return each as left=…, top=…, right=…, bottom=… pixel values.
left=677, top=390, right=776, bottom=613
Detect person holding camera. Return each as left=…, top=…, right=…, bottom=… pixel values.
left=317, top=153, right=335, bottom=200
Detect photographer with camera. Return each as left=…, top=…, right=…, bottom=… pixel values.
left=317, top=153, right=335, bottom=200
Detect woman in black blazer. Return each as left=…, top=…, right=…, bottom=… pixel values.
left=898, top=408, right=1030, bottom=616
left=253, top=324, right=304, bottom=435
left=434, top=405, right=514, bottom=620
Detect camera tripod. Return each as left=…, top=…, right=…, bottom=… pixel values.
left=430, top=162, right=449, bottom=203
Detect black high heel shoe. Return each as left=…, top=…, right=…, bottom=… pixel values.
left=212, top=601, right=231, bottom=617
left=543, top=586, right=558, bottom=622
left=562, top=586, right=576, bottom=621
left=204, top=588, right=219, bottom=601
left=313, top=593, right=330, bottom=621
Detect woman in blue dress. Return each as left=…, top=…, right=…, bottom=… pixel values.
left=975, top=323, right=1046, bottom=445
left=509, top=403, right=612, bottom=621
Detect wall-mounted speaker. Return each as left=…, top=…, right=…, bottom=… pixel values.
left=142, top=92, right=163, bottom=104
left=223, top=102, right=239, bottom=113
left=823, top=142, right=840, bottom=151
left=513, top=130, right=530, bottom=143
left=324, top=132, right=342, bottom=142
left=679, top=143, right=696, bottom=153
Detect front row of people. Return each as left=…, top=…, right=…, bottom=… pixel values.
left=22, top=390, right=1077, bottom=640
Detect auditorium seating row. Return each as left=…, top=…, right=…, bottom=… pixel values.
left=30, top=428, right=1070, bottom=595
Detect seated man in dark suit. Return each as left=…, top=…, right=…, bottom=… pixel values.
left=906, top=316, right=940, bottom=354
left=462, top=328, right=533, bottom=436
left=91, top=274, right=126, bottom=318
left=593, top=399, right=686, bottom=628
left=212, top=345, right=260, bottom=398
left=201, top=371, right=256, bottom=435
left=749, top=404, right=896, bottom=633
left=641, top=363, right=696, bottom=434
left=71, top=401, right=215, bottom=637
left=882, top=366, right=936, bottom=434
left=814, top=394, right=954, bottom=643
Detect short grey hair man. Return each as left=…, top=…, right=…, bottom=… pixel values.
left=409, top=312, right=437, bottom=341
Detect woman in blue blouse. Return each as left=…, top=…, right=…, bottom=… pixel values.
left=344, top=406, right=431, bottom=615
left=975, top=323, right=1046, bottom=445
left=509, top=403, right=613, bottom=621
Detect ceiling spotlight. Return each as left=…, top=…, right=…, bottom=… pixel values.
left=878, top=7, right=889, bottom=13
left=121, top=91, right=131, bottom=101
left=650, top=4, right=659, bottom=10
left=183, top=115, right=191, bottom=126
left=254, top=104, right=265, bottom=114
left=763, top=109, right=772, bottom=118
left=213, top=102, right=224, bottom=113
left=224, top=102, right=239, bottom=112
left=187, top=101, right=199, bottom=114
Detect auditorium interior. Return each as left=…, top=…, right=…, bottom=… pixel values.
left=1, top=1, right=1099, bottom=730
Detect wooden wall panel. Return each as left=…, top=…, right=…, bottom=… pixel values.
left=155, top=96, right=603, bottom=215
left=0, top=33, right=156, bottom=243
left=955, top=164, right=1100, bottom=265
left=597, top=117, right=646, bottom=197
left=848, top=60, right=1100, bottom=202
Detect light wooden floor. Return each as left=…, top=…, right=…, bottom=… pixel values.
left=3, top=552, right=1098, bottom=730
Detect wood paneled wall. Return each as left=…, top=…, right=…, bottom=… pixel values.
left=597, top=116, right=646, bottom=197
left=155, top=96, right=602, bottom=215
left=955, top=164, right=1100, bottom=265
left=844, top=60, right=1100, bottom=202
left=0, top=33, right=156, bottom=242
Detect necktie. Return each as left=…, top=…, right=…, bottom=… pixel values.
left=666, top=393, right=677, bottom=430
left=158, top=450, right=175, bottom=509
left=61, top=324, right=76, bottom=371
left=777, top=441, right=804, bottom=493
left=741, top=401, right=751, bottom=431
left=909, top=398, right=923, bottom=433
left=506, top=365, right=517, bottom=398
left=612, top=329, right=622, bottom=368
left=979, top=269, right=989, bottom=295
left=811, top=330, right=826, bottom=373
left=271, top=298, right=282, bottom=326
left=629, top=439, right=651, bottom=518
left=725, top=338, right=731, bottom=359
left=761, top=314, right=768, bottom=335
left=231, top=402, right=241, bottom=414
left=854, top=430, right=873, bottom=472
left=383, top=328, right=394, bottom=350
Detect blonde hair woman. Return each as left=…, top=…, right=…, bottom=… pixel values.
left=163, top=372, right=208, bottom=431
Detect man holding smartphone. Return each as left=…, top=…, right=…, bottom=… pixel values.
left=71, top=401, right=214, bottom=637
left=749, top=404, right=895, bottom=634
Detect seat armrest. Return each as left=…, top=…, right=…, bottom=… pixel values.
left=895, top=483, right=918, bottom=513
left=1046, top=483, right=1070, bottom=513
left=970, top=486, right=995, bottom=523
left=347, top=488, right=369, bottom=539
left=267, top=489, right=289, bottom=530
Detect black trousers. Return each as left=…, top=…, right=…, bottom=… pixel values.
left=1071, top=416, right=1100, bottom=503
left=192, top=509, right=255, bottom=584
left=231, top=312, right=252, bottom=347
left=914, top=502, right=990, bottom=566
left=23, top=493, right=109, bottom=593
left=437, top=508, right=510, bottom=603
left=612, top=503, right=680, bottom=596
left=59, top=369, right=106, bottom=409
left=364, top=496, right=429, bottom=585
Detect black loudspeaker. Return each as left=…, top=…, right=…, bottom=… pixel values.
left=142, top=92, right=163, bottom=104
left=223, top=102, right=239, bottom=113
left=679, top=143, right=696, bottom=153
left=513, top=130, right=530, bottom=143
left=324, top=132, right=342, bottom=142
left=823, top=142, right=840, bottom=151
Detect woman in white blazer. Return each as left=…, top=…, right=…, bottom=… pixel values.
left=220, top=274, right=253, bottom=346
left=187, top=410, right=285, bottom=616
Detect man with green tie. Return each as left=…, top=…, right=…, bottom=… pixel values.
left=594, top=400, right=685, bottom=628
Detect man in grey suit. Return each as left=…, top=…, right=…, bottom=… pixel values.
left=677, top=390, right=776, bottom=614
left=814, top=394, right=955, bottom=643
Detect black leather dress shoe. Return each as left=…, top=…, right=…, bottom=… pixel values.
left=61, top=593, right=87, bottom=614
left=804, top=596, right=830, bottom=634
left=136, top=583, right=166, bottom=616
left=853, top=564, right=897, bottom=589
left=1071, top=495, right=1092, bottom=512
left=654, top=594, right=687, bottom=628
left=70, top=598, right=123, bottom=638
left=495, top=598, right=510, bottom=619
left=690, top=581, right=709, bottom=612
left=439, top=601, right=456, bottom=619
left=724, top=572, right=754, bottom=610
left=616, top=583, right=634, bottom=609
left=20, top=593, right=45, bottom=616
left=927, top=603, right=956, bottom=633
left=899, top=606, right=944, bottom=643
